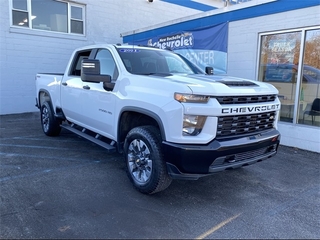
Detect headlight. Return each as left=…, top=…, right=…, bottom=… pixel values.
left=174, top=93, right=209, bottom=103
left=183, top=115, right=207, bottom=136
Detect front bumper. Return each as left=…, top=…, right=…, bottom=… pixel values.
left=163, top=129, right=280, bottom=180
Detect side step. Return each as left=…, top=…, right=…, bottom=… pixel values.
left=61, top=124, right=116, bottom=153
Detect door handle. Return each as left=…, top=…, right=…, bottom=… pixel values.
left=83, top=85, right=90, bottom=90
left=61, top=82, right=67, bottom=86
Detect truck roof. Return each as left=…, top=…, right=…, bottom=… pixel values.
left=75, top=43, right=166, bottom=52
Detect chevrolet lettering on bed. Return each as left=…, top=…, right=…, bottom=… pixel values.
left=35, top=44, right=281, bottom=195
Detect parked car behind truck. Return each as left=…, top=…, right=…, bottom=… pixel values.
left=35, top=44, right=281, bottom=194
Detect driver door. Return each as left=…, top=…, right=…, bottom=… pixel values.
left=81, top=48, right=119, bottom=139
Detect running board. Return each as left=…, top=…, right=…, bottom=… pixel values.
left=61, top=124, right=116, bottom=152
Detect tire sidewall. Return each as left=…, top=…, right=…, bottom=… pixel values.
left=40, top=102, right=61, bottom=136
left=124, top=126, right=165, bottom=193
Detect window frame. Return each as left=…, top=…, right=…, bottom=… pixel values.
left=256, top=26, right=320, bottom=125
left=10, top=0, right=85, bottom=35
left=68, top=49, right=94, bottom=76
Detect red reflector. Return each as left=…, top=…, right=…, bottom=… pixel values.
left=272, top=136, right=278, bottom=142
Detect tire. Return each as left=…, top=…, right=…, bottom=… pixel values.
left=40, top=101, right=61, bottom=136
left=124, top=126, right=172, bottom=194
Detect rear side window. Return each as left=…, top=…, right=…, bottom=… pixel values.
left=69, top=50, right=91, bottom=76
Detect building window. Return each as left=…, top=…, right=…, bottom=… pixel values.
left=70, top=6, right=84, bottom=34
left=11, top=0, right=85, bottom=35
left=258, top=27, right=320, bottom=127
left=12, top=0, right=29, bottom=27
left=299, top=29, right=320, bottom=126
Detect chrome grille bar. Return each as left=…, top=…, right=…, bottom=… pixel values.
left=217, top=111, right=276, bottom=138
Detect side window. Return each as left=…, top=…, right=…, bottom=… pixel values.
left=69, top=50, right=91, bottom=76
left=95, top=49, right=119, bottom=80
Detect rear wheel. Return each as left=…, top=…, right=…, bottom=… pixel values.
left=124, top=126, right=172, bottom=194
left=40, top=101, right=61, bottom=136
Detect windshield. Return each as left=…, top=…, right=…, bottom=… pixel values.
left=116, top=48, right=204, bottom=75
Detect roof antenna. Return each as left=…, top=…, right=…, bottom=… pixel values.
left=132, top=30, right=135, bottom=50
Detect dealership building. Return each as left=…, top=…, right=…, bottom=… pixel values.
left=0, top=0, right=319, bottom=152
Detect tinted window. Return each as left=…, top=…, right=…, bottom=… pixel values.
left=117, top=48, right=199, bottom=75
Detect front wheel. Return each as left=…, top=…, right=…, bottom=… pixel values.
left=124, top=126, right=172, bottom=194
left=40, top=101, right=61, bottom=136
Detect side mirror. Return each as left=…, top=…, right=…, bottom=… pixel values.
left=81, top=59, right=111, bottom=83
left=205, top=67, right=214, bottom=75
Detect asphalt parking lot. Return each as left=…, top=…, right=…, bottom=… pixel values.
left=0, top=112, right=319, bottom=239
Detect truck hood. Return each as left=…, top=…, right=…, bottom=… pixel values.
left=162, top=74, right=278, bottom=95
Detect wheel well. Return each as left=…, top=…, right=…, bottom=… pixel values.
left=38, top=91, right=65, bottom=119
left=118, top=111, right=163, bottom=147
left=39, top=91, right=51, bottom=108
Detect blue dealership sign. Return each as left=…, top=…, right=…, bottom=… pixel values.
left=127, top=22, right=228, bottom=74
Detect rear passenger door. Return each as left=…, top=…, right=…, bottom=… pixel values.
left=81, top=48, right=119, bottom=139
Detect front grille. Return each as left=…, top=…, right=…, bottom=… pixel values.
left=217, top=111, right=276, bottom=138
left=215, top=95, right=276, bottom=105
left=210, top=144, right=277, bottom=169
left=233, top=147, right=269, bottom=162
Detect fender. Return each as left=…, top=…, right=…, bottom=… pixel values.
left=38, top=89, right=55, bottom=113
left=118, top=106, right=166, bottom=141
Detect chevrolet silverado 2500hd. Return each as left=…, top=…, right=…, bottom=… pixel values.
left=35, top=44, right=281, bottom=194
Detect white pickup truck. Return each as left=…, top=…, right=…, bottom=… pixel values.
left=36, top=44, right=281, bottom=194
